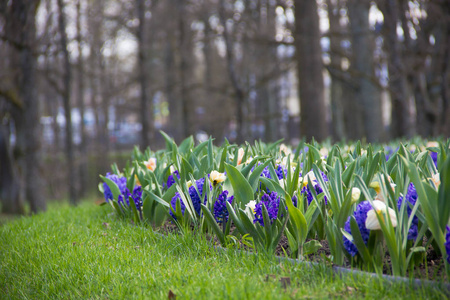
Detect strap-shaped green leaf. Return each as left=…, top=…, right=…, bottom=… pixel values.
left=286, top=194, right=307, bottom=243
left=349, top=216, right=372, bottom=264
left=201, top=204, right=225, bottom=245
left=248, top=160, right=271, bottom=191
left=224, top=163, right=254, bottom=208
left=142, top=189, right=170, bottom=208
left=100, top=175, right=121, bottom=201
left=438, top=156, right=450, bottom=230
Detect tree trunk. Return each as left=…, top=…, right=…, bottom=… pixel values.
left=177, top=0, right=191, bottom=140
left=219, top=0, right=245, bottom=144
left=57, top=0, right=77, bottom=205
left=9, top=0, right=46, bottom=213
left=327, top=0, right=349, bottom=141
left=294, top=0, right=328, bottom=141
left=0, top=122, right=24, bottom=214
left=348, top=0, right=383, bottom=142
left=137, top=0, right=152, bottom=149
left=76, top=0, right=88, bottom=197
left=377, top=0, right=412, bottom=138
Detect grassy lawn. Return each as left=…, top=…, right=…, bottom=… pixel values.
left=0, top=201, right=447, bottom=299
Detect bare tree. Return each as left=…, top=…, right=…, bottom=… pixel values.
left=294, top=0, right=328, bottom=141
left=137, top=0, right=153, bottom=148
left=348, top=0, right=383, bottom=142
left=219, top=0, right=246, bottom=144
left=57, top=0, right=77, bottom=205
left=6, top=0, right=46, bottom=213
left=76, top=0, right=88, bottom=197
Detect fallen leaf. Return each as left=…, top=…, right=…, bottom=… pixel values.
left=168, top=290, right=176, bottom=300
left=279, top=277, right=291, bottom=289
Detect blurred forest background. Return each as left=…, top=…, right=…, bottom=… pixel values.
left=0, top=0, right=449, bottom=214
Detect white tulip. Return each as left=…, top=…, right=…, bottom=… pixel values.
left=365, top=200, right=397, bottom=230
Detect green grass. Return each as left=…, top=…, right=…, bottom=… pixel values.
left=0, top=202, right=448, bottom=299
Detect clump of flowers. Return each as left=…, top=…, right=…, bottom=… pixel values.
left=397, top=183, right=419, bottom=240
left=213, top=190, right=234, bottom=224
left=103, top=173, right=143, bottom=211
left=301, top=170, right=329, bottom=205
left=343, top=201, right=372, bottom=257
left=103, top=173, right=127, bottom=203
left=170, top=178, right=211, bottom=219
left=253, top=192, right=281, bottom=226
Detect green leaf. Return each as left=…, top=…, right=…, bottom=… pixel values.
left=364, top=152, right=380, bottom=185
left=224, top=163, right=254, bottom=208
left=342, top=161, right=356, bottom=187
left=349, top=216, right=372, bottom=264
left=438, top=156, right=450, bottom=230
left=129, top=196, right=141, bottom=224
left=218, top=145, right=228, bottom=173
left=248, top=160, right=271, bottom=191
left=259, top=177, right=286, bottom=197
left=142, top=189, right=170, bottom=208
left=261, top=204, right=273, bottom=244
left=286, top=194, right=307, bottom=242
left=179, top=136, right=194, bottom=156
left=159, top=130, right=176, bottom=152
left=100, top=175, right=121, bottom=201
left=201, top=204, right=225, bottom=245
left=303, top=240, right=322, bottom=255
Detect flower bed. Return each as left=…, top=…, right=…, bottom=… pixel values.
left=99, top=132, right=450, bottom=281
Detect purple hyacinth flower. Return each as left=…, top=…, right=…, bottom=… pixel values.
left=166, top=170, right=180, bottom=189
left=254, top=192, right=281, bottom=227
left=103, top=172, right=128, bottom=203
left=397, top=183, right=419, bottom=240
left=213, top=190, right=234, bottom=224
left=343, top=201, right=372, bottom=257
left=445, top=226, right=450, bottom=265
left=169, top=178, right=211, bottom=220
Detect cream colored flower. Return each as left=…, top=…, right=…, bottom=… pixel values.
left=426, top=141, right=439, bottom=148
left=135, top=175, right=141, bottom=186
left=319, top=147, right=329, bottom=158
left=351, top=187, right=361, bottom=203
left=186, top=180, right=193, bottom=188
left=280, top=144, right=292, bottom=156
left=369, top=178, right=396, bottom=203
left=210, top=170, right=226, bottom=186
left=170, top=165, right=176, bottom=173
left=244, top=156, right=253, bottom=164
left=237, top=148, right=245, bottom=165
left=302, top=171, right=316, bottom=187
left=144, top=158, right=157, bottom=171
left=429, top=173, right=440, bottom=189
left=365, top=200, right=397, bottom=230
left=246, top=200, right=257, bottom=214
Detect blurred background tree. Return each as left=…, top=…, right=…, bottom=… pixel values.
left=0, top=0, right=449, bottom=213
